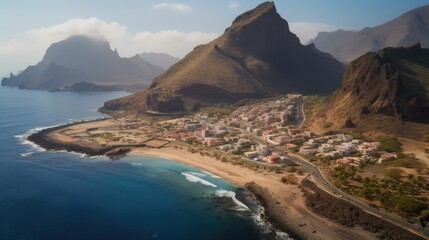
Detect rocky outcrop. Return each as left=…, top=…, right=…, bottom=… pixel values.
left=302, top=180, right=425, bottom=240
left=318, top=43, right=429, bottom=124
left=102, top=2, right=344, bottom=113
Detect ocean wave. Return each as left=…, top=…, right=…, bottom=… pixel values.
left=131, top=162, right=144, bottom=167
left=201, top=170, right=221, bottom=179
left=214, top=190, right=250, bottom=212
left=253, top=206, right=291, bottom=240
left=184, top=171, right=206, bottom=178
left=181, top=172, right=217, bottom=187
left=20, top=151, right=33, bottom=158
left=14, top=123, right=63, bottom=151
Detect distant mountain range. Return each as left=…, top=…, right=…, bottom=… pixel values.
left=102, top=2, right=344, bottom=113
left=1, top=35, right=164, bottom=91
left=139, top=52, right=180, bottom=70
left=311, top=4, right=429, bottom=62
left=308, top=44, right=429, bottom=140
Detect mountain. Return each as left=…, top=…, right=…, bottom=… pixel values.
left=102, top=2, right=344, bottom=113
left=1, top=35, right=164, bottom=90
left=310, top=4, right=429, bottom=62
left=139, top=52, right=180, bottom=69
left=308, top=44, right=429, bottom=140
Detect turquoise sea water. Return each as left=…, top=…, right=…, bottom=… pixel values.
left=0, top=87, right=289, bottom=240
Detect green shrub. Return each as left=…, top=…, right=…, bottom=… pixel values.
left=379, top=136, right=402, bottom=152
left=322, top=121, right=333, bottom=128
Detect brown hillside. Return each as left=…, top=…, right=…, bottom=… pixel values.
left=307, top=44, right=429, bottom=141
left=102, top=2, right=344, bottom=113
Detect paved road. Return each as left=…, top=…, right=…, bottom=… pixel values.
left=283, top=151, right=429, bottom=239
left=285, top=98, right=429, bottom=238
left=294, top=98, right=305, bottom=129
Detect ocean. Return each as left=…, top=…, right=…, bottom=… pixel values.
left=0, top=86, right=289, bottom=240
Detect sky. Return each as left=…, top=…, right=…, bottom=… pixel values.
left=0, top=0, right=428, bottom=77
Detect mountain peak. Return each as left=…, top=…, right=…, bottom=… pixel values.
left=101, top=2, right=344, bottom=113
left=228, top=1, right=277, bottom=31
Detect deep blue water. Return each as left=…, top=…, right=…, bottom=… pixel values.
left=0, top=87, right=279, bottom=240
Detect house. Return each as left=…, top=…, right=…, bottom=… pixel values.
left=285, top=143, right=298, bottom=151
left=261, top=155, right=280, bottom=163
left=377, top=152, right=397, bottom=163
left=244, top=151, right=259, bottom=159
left=318, top=143, right=335, bottom=153
left=274, top=135, right=291, bottom=145
left=299, top=146, right=318, bottom=155
left=256, top=144, right=270, bottom=156
left=336, top=157, right=366, bottom=167
left=206, top=138, right=225, bottom=147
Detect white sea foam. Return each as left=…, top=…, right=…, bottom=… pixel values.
left=214, top=190, right=250, bottom=212
left=15, top=124, right=62, bottom=150
left=131, top=162, right=143, bottom=167
left=252, top=206, right=291, bottom=240
left=15, top=120, right=100, bottom=158
left=184, top=171, right=206, bottom=178
left=20, top=151, right=33, bottom=158
left=181, top=172, right=217, bottom=187
left=201, top=170, right=221, bottom=179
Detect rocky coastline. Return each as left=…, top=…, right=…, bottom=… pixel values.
left=245, top=182, right=305, bottom=240
left=301, top=179, right=425, bottom=240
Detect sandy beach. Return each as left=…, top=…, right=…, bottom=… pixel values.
left=131, top=146, right=377, bottom=240
left=28, top=119, right=379, bottom=240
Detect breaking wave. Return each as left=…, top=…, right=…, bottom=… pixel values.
left=214, top=190, right=250, bottom=212
left=181, top=172, right=217, bottom=187
left=201, top=170, right=221, bottom=179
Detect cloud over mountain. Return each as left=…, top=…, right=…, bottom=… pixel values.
left=0, top=17, right=218, bottom=76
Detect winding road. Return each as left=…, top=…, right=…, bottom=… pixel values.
left=285, top=98, right=429, bottom=239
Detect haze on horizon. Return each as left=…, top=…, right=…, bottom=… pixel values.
left=0, top=0, right=427, bottom=77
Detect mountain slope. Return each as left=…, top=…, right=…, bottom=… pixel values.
left=102, top=2, right=344, bottom=113
left=307, top=44, right=429, bottom=140
left=1, top=35, right=164, bottom=90
left=311, top=4, right=429, bottom=62
left=139, top=52, right=180, bottom=69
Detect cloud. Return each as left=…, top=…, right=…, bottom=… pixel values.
left=288, top=22, right=338, bottom=44
left=152, top=3, right=192, bottom=13
left=227, top=2, right=240, bottom=10
left=0, top=17, right=219, bottom=76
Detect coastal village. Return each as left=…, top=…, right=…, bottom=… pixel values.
left=95, top=94, right=396, bottom=169
left=32, top=93, right=429, bottom=240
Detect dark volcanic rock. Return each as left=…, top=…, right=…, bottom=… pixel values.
left=302, top=180, right=425, bottom=240
left=102, top=2, right=344, bottom=113
left=345, top=117, right=355, bottom=128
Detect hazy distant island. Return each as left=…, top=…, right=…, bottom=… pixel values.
left=1, top=36, right=179, bottom=92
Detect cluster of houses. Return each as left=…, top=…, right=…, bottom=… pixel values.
left=298, top=134, right=397, bottom=166
left=221, top=94, right=302, bottom=134
left=117, top=94, right=396, bottom=167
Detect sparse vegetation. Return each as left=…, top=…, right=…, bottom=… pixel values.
left=198, top=105, right=235, bottom=119
left=378, top=136, right=402, bottom=152
left=281, top=174, right=297, bottom=185
left=322, top=121, right=333, bottom=128
left=330, top=165, right=429, bottom=217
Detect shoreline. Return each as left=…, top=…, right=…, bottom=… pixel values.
left=27, top=121, right=382, bottom=240
left=27, top=118, right=113, bottom=156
